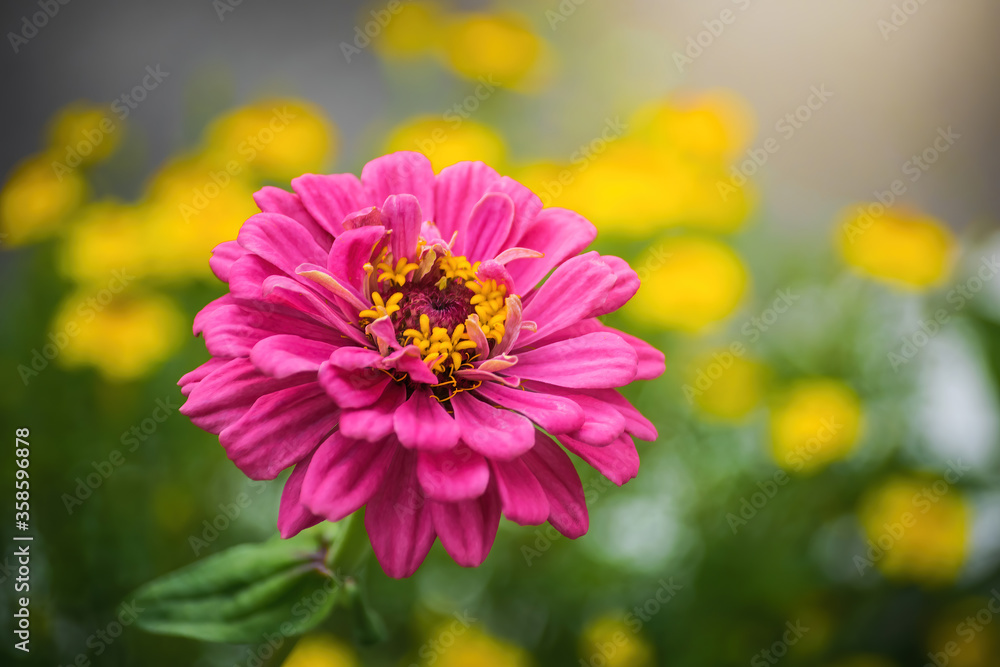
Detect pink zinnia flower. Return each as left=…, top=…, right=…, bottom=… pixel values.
left=179, top=152, right=664, bottom=578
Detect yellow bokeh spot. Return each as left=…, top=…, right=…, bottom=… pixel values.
left=579, top=615, right=654, bottom=667
left=686, top=351, right=765, bottom=421
left=47, top=101, right=122, bottom=166
left=770, top=379, right=863, bottom=474
left=0, top=154, right=86, bottom=246
left=143, top=153, right=258, bottom=281
left=441, top=13, right=549, bottom=90
left=59, top=201, right=151, bottom=284
left=371, top=1, right=444, bottom=59
left=838, top=206, right=955, bottom=289
left=282, top=635, right=358, bottom=667
left=430, top=627, right=530, bottom=667
left=52, top=290, right=185, bottom=382
left=630, top=89, right=756, bottom=163
left=859, top=476, right=970, bottom=586
left=385, top=115, right=507, bottom=173
left=207, top=98, right=335, bottom=183
left=626, top=236, right=748, bottom=333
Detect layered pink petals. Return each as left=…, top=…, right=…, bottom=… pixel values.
left=364, top=449, right=437, bottom=578
left=179, top=152, right=664, bottom=579
left=301, top=432, right=396, bottom=522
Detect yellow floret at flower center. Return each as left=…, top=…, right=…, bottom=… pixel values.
left=358, top=249, right=510, bottom=375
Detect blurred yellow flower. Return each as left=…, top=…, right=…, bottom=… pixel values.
left=144, top=153, right=258, bottom=281
left=282, top=635, right=358, bottom=667
left=47, top=101, right=122, bottom=167
left=770, top=379, right=863, bottom=474
left=838, top=206, right=955, bottom=289
left=385, top=115, right=507, bottom=173
left=441, top=13, right=551, bottom=91
left=206, top=98, right=335, bottom=183
left=579, top=615, right=654, bottom=667
left=630, top=90, right=756, bottom=163
left=59, top=201, right=151, bottom=284
left=685, top=351, right=765, bottom=420
left=426, top=624, right=530, bottom=667
left=52, top=289, right=185, bottom=381
left=626, top=236, right=748, bottom=332
left=0, top=154, right=86, bottom=246
left=858, top=476, right=970, bottom=586
left=371, top=1, right=444, bottom=59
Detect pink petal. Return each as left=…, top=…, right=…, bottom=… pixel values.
left=290, top=173, right=369, bottom=237
left=318, top=359, right=390, bottom=409
left=250, top=334, right=339, bottom=379
left=209, top=240, right=246, bottom=283
left=434, top=161, right=501, bottom=248
left=474, top=382, right=584, bottom=434
left=237, top=213, right=328, bottom=277
left=340, top=382, right=406, bottom=442
left=590, top=255, right=640, bottom=317
left=450, top=391, right=536, bottom=460
left=219, top=382, right=339, bottom=480
left=524, top=380, right=659, bottom=442
left=301, top=432, right=396, bottom=522
left=559, top=432, right=639, bottom=486
left=394, top=389, right=461, bottom=451
left=383, top=346, right=439, bottom=384
left=606, top=326, right=666, bottom=381
left=513, top=332, right=638, bottom=389
left=417, top=445, right=490, bottom=501
left=564, top=393, right=626, bottom=446
left=361, top=152, right=436, bottom=224
left=382, top=194, right=422, bottom=261
left=180, top=358, right=306, bottom=434
left=487, top=176, right=542, bottom=248
left=365, top=448, right=437, bottom=578
left=326, top=224, right=386, bottom=291
left=518, top=252, right=616, bottom=345
left=504, top=207, right=597, bottom=295
left=490, top=458, right=549, bottom=526
left=463, top=192, right=515, bottom=262
left=253, top=185, right=333, bottom=249
left=342, top=206, right=382, bottom=230
left=521, top=432, right=589, bottom=538
left=431, top=482, right=501, bottom=567
left=278, top=451, right=323, bottom=538
left=260, top=275, right=369, bottom=346
left=179, top=357, right=228, bottom=397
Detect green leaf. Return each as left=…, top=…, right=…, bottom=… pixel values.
left=133, top=530, right=342, bottom=643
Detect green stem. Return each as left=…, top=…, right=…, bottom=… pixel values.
left=324, top=508, right=372, bottom=578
